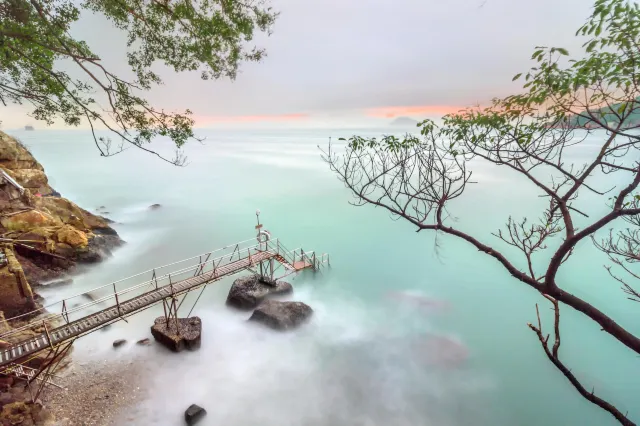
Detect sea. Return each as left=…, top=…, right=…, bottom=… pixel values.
left=8, top=127, right=640, bottom=425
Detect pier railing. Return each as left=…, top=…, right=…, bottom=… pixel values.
left=0, top=236, right=326, bottom=341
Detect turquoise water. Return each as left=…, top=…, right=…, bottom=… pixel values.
left=10, top=128, right=640, bottom=425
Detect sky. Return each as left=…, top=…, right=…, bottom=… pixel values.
left=2, top=0, right=595, bottom=129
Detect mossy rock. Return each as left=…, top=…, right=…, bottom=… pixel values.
left=0, top=211, right=59, bottom=232
left=55, top=225, right=88, bottom=248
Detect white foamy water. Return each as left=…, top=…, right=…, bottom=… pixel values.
left=9, top=127, right=639, bottom=425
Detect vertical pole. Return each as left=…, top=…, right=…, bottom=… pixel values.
left=153, top=269, right=158, bottom=290
left=43, top=321, right=53, bottom=349
left=61, top=300, right=68, bottom=324
left=313, top=252, right=317, bottom=271
left=248, top=248, right=252, bottom=265
left=173, top=298, right=180, bottom=336
left=162, top=299, right=168, bottom=322
left=113, top=283, right=122, bottom=317
left=270, top=258, right=274, bottom=281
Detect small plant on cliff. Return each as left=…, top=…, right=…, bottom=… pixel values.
left=0, top=0, right=276, bottom=165
left=324, top=0, right=640, bottom=425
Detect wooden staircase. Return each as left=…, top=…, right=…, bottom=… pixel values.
left=4, top=364, right=63, bottom=389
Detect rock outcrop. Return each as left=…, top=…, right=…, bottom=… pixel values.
left=0, top=132, right=53, bottom=196
left=0, top=245, right=36, bottom=317
left=150, top=316, right=202, bottom=352
left=0, top=131, right=114, bottom=424
left=0, top=130, right=123, bottom=285
left=248, top=300, right=313, bottom=331
left=226, top=275, right=293, bottom=310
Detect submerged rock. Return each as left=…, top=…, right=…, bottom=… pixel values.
left=136, top=338, right=152, bottom=346
left=226, top=275, right=292, bottom=310
left=112, top=339, right=127, bottom=348
left=248, top=300, right=313, bottom=331
left=184, top=404, right=207, bottom=425
left=151, top=316, right=201, bottom=352
left=149, top=203, right=161, bottom=210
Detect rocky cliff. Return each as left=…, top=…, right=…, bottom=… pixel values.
left=0, top=131, right=115, bottom=425
left=0, top=131, right=123, bottom=287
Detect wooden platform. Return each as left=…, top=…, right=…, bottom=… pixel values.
left=0, top=250, right=279, bottom=369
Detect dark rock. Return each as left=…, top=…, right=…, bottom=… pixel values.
left=33, top=293, right=45, bottom=304
left=93, top=226, right=119, bottom=237
left=49, top=189, right=61, bottom=197
left=0, top=376, right=14, bottom=392
left=136, top=338, right=151, bottom=346
left=150, top=316, right=201, bottom=352
left=82, top=292, right=98, bottom=302
left=14, top=251, right=72, bottom=287
left=149, top=204, right=161, bottom=210
left=98, top=216, right=115, bottom=224
left=226, top=275, right=293, bottom=310
left=112, top=339, right=126, bottom=348
left=248, top=300, right=313, bottom=331
left=53, top=243, right=76, bottom=259
left=75, top=233, right=123, bottom=263
left=184, top=404, right=206, bottom=425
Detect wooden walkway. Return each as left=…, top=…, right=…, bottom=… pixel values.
left=0, top=250, right=279, bottom=369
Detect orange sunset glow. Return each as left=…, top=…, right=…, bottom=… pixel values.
left=366, top=105, right=468, bottom=118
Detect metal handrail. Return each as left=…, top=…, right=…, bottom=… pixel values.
left=0, top=235, right=329, bottom=340
left=1, top=239, right=266, bottom=337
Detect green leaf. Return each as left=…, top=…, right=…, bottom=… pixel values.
left=557, top=48, right=569, bottom=56
left=512, top=73, right=523, bottom=81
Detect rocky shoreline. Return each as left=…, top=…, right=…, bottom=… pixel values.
left=0, top=130, right=318, bottom=425
left=0, top=130, right=124, bottom=425
left=42, top=357, right=149, bottom=426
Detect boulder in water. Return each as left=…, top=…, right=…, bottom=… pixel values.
left=226, top=275, right=292, bottom=310
left=184, top=404, right=206, bottom=425
left=248, top=300, right=313, bottom=331
left=150, top=316, right=201, bottom=352
left=112, top=339, right=126, bottom=348
left=149, top=203, right=161, bottom=210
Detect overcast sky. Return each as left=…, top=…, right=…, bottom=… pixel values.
left=2, top=0, right=594, bottom=129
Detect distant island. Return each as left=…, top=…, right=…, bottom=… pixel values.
left=390, top=117, right=419, bottom=127
left=550, top=100, right=640, bottom=129
left=24, top=125, right=34, bottom=131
